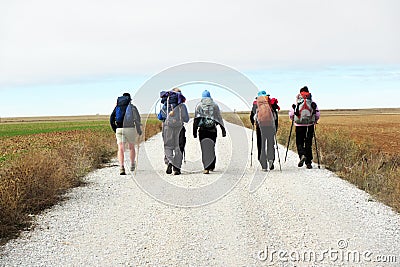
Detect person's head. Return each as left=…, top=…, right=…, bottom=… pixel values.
left=202, top=90, right=211, bottom=98
left=123, top=92, right=131, bottom=101
left=300, top=86, right=309, bottom=93
left=172, top=88, right=181, bottom=92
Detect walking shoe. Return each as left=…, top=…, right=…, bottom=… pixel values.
left=298, top=155, right=306, bottom=167
left=130, top=162, right=136, bottom=172
left=269, top=160, right=275, bottom=170
left=173, top=169, right=181, bottom=175
left=262, top=168, right=268, bottom=172
left=120, top=167, right=126, bottom=175
left=203, top=170, right=210, bottom=174
left=306, top=163, right=312, bottom=169
left=166, top=163, right=173, bottom=174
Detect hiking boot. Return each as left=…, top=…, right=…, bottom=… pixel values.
left=262, top=168, right=268, bottom=172
left=120, top=167, right=126, bottom=175
left=203, top=170, right=210, bottom=174
left=130, top=162, right=136, bottom=172
left=306, top=163, right=312, bottom=169
left=269, top=160, right=274, bottom=170
left=166, top=163, right=173, bottom=174
left=173, top=169, right=181, bottom=175
left=298, top=155, right=306, bottom=167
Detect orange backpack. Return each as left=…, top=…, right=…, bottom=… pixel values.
left=256, top=96, right=274, bottom=126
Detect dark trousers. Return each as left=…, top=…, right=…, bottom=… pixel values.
left=199, top=129, right=217, bottom=170
left=259, top=126, right=276, bottom=169
left=295, top=125, right=314, bottom=164
left=256, top=125, right=262, bottom=160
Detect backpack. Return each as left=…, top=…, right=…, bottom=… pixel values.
left=123, top=104, right=136, bottom=128
left=256, top=96, right=274, bottom=127
left=294, top=92, right=315, bottom=125
left=158, top=91, right=186, bottom=121
left=115, top=96, right=130, bottom=124
left=164, top=104, right=183, bottom=128
left=198, top=102, right=216, bottom=129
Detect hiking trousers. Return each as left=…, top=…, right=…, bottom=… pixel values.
left=259, top=126, right=276, bottom=169
left=295, top=125, right=314, bottom=164
left=163, top=125, right=184, bottom=169
left=199, top=129, right=217, bottom=171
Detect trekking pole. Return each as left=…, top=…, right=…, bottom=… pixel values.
left=313, top=124, right=321, bottom=169
left=285, top=119, right=294, bottom=162
left=250, top=123, right=255, bottom=167
left=274, top=134, right=282, bottom=172
left=134, top=134, right=141, bottom=176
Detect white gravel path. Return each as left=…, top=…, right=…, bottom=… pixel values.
left=1, top=121, right=399, bottom=267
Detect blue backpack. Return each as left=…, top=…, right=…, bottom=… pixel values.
left=116, top=96, right=130, bottom=124
left=157, top=91, right=186, bottom=121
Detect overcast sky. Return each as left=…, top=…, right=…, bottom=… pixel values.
left=0, top=0, right=399, bottom=117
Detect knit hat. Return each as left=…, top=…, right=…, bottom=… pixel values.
left=202, top=90, right=211, bottom=98
left=300, top=86, right=309, bottom=93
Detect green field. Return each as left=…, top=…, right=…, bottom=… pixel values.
left=0, top=121, right=110, bottom=138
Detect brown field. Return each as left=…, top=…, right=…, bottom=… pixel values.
left=317, top=113, right=400, bottom=155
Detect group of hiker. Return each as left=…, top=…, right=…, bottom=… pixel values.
left=109, top=86, right=320, bottom=175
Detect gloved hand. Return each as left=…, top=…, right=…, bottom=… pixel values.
left=137, top=128, right=142, bottom=136
left=193, top=132, right=197, bottom=138
left=311, top=102, right=317, bottom=109
left=292, top=104, right=296, bottom=110
left=222, top=128, right=227, bottom=137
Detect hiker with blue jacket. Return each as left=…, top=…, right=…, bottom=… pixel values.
left=110, top=93, right=142, bottom=175
left=289, top=86, right=320, bottom=169
left=159, top=88, right=189, bottom=175
left=193, top=90, right=226, bottom=174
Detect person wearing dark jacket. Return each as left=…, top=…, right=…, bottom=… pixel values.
left=110, top=93, right=142, bottom=175
left=193, top=90, right=226, bottom=174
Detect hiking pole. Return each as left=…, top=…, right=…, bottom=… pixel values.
left=313, top=124, right=321, bottom=169
left=274, top=134, right=282, bottom=172
left=134, top=133, right=142, bottom=176
left=285, top=119, right=294, bottom=162
left=250, top=123, right=255, bottom=167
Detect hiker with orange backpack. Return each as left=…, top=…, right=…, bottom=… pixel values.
left=250, top=92, right=280, bottom=167
left=251, top=90, right=277, bottom=171
left=289, top=86, right=320, bottom=169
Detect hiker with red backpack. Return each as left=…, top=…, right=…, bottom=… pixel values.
left=110, top=93, right=142, bottom=175
left=289, top=86, right=320, bottom=169
left=251, top=90, right=277, bottom=171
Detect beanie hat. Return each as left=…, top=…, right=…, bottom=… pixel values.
left=202, top=90, right=211, bottom=98
left=300, top=86, right=309, bottom=93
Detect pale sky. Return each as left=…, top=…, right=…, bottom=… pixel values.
left=0, top=0, right=399, bottom=117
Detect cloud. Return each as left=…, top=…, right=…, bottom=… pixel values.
left=0, top=0, right=399, bottom=86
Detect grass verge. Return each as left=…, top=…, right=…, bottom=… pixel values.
left=0, top=118, right=162, bottom=243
